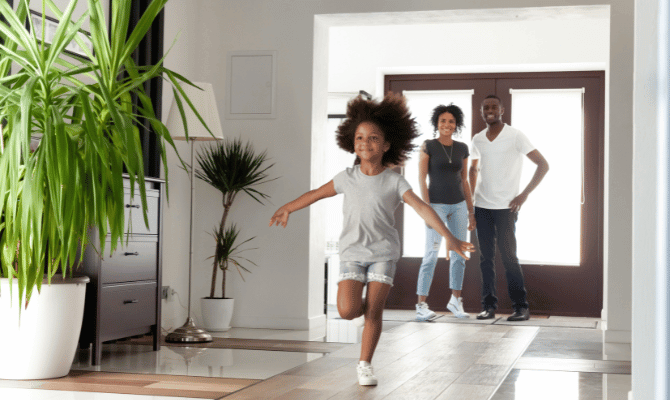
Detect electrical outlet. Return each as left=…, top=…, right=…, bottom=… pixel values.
left=161, top=286, right=170, bottom=300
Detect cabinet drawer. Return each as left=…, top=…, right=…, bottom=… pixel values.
left=101, top=240, right=157, bottom=284
left=100, top=282, right=156, bottom=333
left=124, top=189, right=159, bottom=235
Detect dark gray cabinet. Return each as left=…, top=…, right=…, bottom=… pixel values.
left=79, top=177, right=163, bottom=365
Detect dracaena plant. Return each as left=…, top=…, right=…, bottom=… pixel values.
left=0, top=0, right=212, bottom=310
left=195, top=138, right=276, bottom=299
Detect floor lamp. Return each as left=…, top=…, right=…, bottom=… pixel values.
left=165, top=82, right=223, bottom=343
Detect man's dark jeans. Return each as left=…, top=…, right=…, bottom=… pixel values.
left=474, top=207, right=529, bottom=312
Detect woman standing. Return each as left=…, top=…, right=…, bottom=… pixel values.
left=415, top=104, right=476, bottom=320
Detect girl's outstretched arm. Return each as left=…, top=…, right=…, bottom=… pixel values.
left=269, top=180, right=337, bottom=228
left=402, top=189, right=475, bottom=260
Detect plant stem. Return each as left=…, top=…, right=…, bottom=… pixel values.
left=210, top=261, right=217, bottom=299
left=221, top=260, right=227, bottom=299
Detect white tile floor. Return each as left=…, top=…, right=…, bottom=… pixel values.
left=0, top=320, right=363, bottom=400
left=72, top=344, right=323, bottom=380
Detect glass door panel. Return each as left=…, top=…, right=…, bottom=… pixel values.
left=401, top=90, right=474, bottom=257
left=510, top=89, right=584, bottom=266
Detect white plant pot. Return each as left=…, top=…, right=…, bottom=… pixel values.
left=0, top=275, right=89, bottom=380
left=201, top=297, right=234, bottom=332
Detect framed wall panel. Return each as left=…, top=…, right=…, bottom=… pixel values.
left=225, top=50, right=277, bottom=119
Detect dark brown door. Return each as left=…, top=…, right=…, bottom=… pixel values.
left=385, top=71, right=604, bottom=317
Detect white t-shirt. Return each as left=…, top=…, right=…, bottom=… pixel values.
left=470, top=124, right=535, bottom=209
left=333, top=166, right=412, bottom=261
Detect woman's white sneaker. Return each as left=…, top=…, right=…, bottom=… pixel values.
left=447, top=296, right=470, bottom=318
left=415, top=302, right=437, bottom=321
left=356, top=361, right=378, bottom=386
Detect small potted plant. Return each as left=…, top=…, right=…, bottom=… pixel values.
left=195, top=138, right=275, bottom=331
left=0, top=0, right=207, bottom=379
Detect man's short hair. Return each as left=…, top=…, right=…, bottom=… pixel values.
left=483, top=95, right=503, bottom=107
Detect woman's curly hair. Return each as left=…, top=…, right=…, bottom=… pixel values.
left=336, top=93, right=419, bottom=167
left=430, top=103, right=465, bottom=138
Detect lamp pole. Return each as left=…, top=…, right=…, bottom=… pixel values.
left=165, top=139, right=212, bottom=343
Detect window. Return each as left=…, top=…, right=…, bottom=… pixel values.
left=510, top=88, right=583, bottom=266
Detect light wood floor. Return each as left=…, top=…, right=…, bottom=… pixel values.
left=223, top=322, right=539, bottom=400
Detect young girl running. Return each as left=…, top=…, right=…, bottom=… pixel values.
left=269, top=94, right=474, bottom=387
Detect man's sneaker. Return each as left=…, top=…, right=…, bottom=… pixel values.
left=415, top=302, right=437, bottom=321
left=446, top=296, right=470, bottom=319
left=356, top=361, right=378, bottom=386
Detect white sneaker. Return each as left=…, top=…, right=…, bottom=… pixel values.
left=352, top=314, right=365, bottom=327
left=416, top=302, right=437, bottom=321
left=356, top=361, right=378, bottom=386
left=447, top=296, right=470, bottom=319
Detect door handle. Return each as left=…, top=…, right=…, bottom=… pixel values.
left=124, top=252, right=139, bottom=256
left=123, top=299, right=139, bottom=304
left=125, top=204, right=140, bottom=209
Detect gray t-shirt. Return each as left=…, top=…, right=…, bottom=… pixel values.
left=333, top=166, right=412, bottom=262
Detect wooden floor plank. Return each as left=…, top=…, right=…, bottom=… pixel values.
left=434, top=383, right=497, bottom=400
left=383, top=371, right=461, bottom=400
left=0, top=371, right=260, bottom=399
left=221, top=375, right=314, bottom=400
left=514, top=357, right=632, bottom=374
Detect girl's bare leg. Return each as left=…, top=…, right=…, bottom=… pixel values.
left=337, top=280, right=365, bottom=320
left=360, top=281, right=391, bottom=363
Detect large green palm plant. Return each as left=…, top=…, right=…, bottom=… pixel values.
left=0, top=0, right=210, bottom=309
left=195, top=138, right=275, bottom=299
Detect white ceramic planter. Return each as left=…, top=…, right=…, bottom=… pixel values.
left=201, top=297, right=234, bottom=332
left=0, top=275, right=89, bottom=380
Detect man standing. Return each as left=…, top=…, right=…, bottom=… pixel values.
left=469, top=95, right=549, bottom=321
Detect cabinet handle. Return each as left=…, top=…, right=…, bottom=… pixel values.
left=123, top=299, right=139, bottom=304
left=125, top=204, right=140, bottom=209
left=124, top=252, right=139, bottom=256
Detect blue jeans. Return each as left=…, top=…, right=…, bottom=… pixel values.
left=416, top=201, right=468, bottom=296
left=474, top=207, right=529, bottom=311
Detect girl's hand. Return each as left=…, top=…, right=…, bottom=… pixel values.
left=468, top=213, right=476, bottom=231
left=269, top=207, right=290, bottom=228
left=445, top=238, right=475, bottom=260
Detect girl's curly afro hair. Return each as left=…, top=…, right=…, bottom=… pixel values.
left=336, top=93, right=420, bottom=167
left=430, top=103, right=465, bottom=138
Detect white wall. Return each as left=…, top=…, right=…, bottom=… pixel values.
left=632, top=0, right=668, bottom=398
left=159, top=1, right=634, bottom=354
left=328, top=14, right=609, bottom=94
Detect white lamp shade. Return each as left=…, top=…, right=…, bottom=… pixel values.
left=167, top=82, right=224, bottom=141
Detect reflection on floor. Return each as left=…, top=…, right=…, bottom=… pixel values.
left=72, top=344, right=324, bottom=380
left=0, top=312, right=631, bottom=400
left=492, top=370, right=631, bottom=400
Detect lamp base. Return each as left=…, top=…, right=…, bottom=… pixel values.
left=165, top=317, right=213, bottom=343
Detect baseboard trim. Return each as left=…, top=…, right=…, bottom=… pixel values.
left=232, top=314, right=326, bottom=330
left=603, top=328, right=631, bottom=343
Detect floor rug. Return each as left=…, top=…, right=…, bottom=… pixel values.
left=493, top=316, right=598, bottom=328
left=0, top=370, right=260, bottom=399
left=381, top=308, right=445, bottom=322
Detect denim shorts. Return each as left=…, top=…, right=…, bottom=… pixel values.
left=338, top=260, right=397, bottom=286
